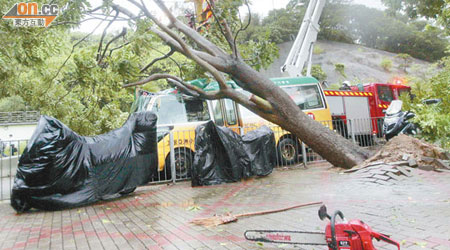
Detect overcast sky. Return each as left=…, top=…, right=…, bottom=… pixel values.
left=75, top=0, right=386, bottom=34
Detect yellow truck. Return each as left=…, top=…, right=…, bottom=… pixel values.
left=131, top=76, right=332, bottom=180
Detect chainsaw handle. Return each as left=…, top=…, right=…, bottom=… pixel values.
left=372, top=231, right=401, bottom=250
left=330, top=210, right=345, bottom=250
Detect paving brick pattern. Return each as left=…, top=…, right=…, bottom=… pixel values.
left=0, top=162, right=449, bottom=249
left=352, top=163, right=415, bottom=185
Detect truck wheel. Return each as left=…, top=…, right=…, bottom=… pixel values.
left=277, top=138, right=299, bottom=165
left=165, top=149, right=192, bottom=179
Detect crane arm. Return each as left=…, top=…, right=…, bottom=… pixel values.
left=281, top=0, right=325, bottom=77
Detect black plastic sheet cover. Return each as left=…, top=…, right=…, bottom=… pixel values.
left=242, top=125, right=276, bottom=177
left=11, top=111, right=158, bottom=211
left=191, top=121, right=275, bottom=187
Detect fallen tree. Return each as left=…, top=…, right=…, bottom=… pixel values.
left=93, top=0, right=372, bottom=168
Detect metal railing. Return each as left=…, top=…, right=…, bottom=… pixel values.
left=0, top=111, right=40, bottom=124
left=0, top=117, right=386, bottom=201
left=0, top=140, right=28, bottom=201
left=151, top=117, right=386, bottom=184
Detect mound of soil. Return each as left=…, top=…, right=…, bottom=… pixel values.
left=361, top=134, right=449, bottom=170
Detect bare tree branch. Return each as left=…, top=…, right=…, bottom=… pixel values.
left=108, top=41, right=131, bottom=57
left=166, top=79, right=202, bottom=97
left=233, top=1, right=251, bottom=56
left=110, top=2, right=227, bottom=71
left=140, top=47, right=175, bottom=73
left=122, top=73, right=173, bottom=88
left=87, top=5, right=103, bottom=13
left=205, top=0, right=239, bottom=57
left=142, top=0, right=226, bottom=57
left=86, top=12, right=144, bottom=21
left=53, top=81, right=79, bottom=108
left=111, top=4, right=138, bottom=20
left=97, top=10, right=119, bottom=63
left=122, top=73, right=274, bottom=118
left=129, top=0, right=230, bottom=91
left=45, top=17, right=106, bottom=94
left=148, top=26, right=230, bottom=72
left=99, top=27, right=127, bottom=63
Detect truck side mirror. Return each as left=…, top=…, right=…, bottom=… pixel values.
left=422, top=98, right=441, bottom=105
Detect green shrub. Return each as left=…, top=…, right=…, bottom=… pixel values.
left=0, top=96, right=26, bottom=112
left=334, top=63, right=346, bottom=77
left=302, top=64, right=327, bottom=81
left=401, top=56, right=450, bottom=149
left=380, top=58, right=393, bottom=71
left=396, top=53, right=413, bottom=72
left=313, top=45, right=325, bottom=55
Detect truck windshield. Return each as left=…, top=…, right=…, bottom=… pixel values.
left=284, top=84, right=324, bottom=110
left=151, top=95, right=210, bottom=125
left=238, top=84, right=324, bottom=124
left=377, top=85, right=394, bottom=102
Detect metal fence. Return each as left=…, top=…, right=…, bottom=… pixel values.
left=1, top=140, right=28, bottom=201
left=146, top=117, right=386, bottom=185
left=0, top=117, right=386, bottom=201
left=0, top=111, right=40, bottom=124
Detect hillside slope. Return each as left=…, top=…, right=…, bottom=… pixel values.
left=260, top=40, right=433, bottom=85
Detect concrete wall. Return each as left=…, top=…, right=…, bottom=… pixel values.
left=0, top=123, right=37, bottom=141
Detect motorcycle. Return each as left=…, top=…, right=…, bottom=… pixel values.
left=383, top=100, right=417, bottom=141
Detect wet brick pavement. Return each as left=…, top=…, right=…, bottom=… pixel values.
left=0, top=162, right=449, bottom=249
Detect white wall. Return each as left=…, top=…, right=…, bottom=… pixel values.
left=0, top=123, right=37, bottom=141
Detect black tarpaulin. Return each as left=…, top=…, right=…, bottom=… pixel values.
left=11, top=111, right=158, bottom=212
left=242, top=126, right=276, bottom=177
left=191, top=121, right=275, bottom=187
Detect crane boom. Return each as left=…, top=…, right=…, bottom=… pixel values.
left=281, top=0, right=325, bottom=77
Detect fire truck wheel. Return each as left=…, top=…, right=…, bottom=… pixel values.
left=277, top=137, right=299, bottom=165
left=165, top=149, right=192, bottom=179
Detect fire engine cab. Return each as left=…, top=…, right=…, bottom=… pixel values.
left=350, top=81, right=411, bottom=118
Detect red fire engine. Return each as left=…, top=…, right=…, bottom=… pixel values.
left=324, top=81, right=411, bottom=144
left=350, top=81, right=411, bottom=118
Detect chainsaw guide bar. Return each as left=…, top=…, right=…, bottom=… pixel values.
left=244, top=230, right=327, bottom=245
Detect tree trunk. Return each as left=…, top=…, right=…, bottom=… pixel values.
left=227, top=60, right=371, bottom=168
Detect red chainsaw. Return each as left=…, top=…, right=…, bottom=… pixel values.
left=244, top=205, right=400, bottom=250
